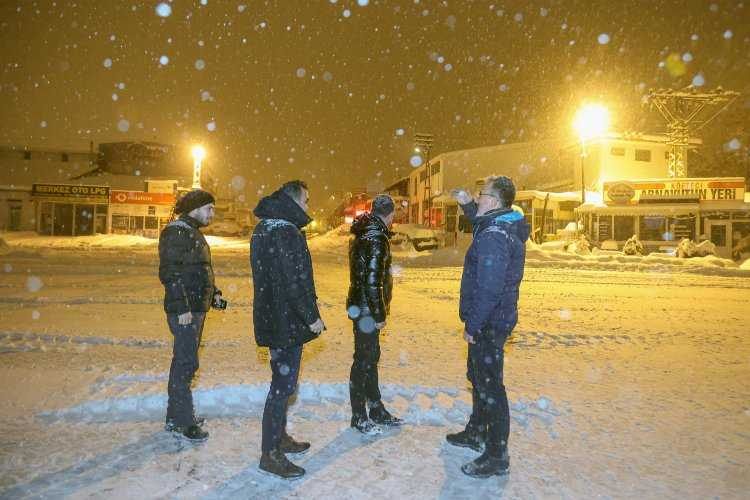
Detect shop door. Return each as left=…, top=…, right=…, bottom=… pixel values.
left=8, top=205, right=22, bottom=231
left=708, top=221, right=730, bottom=258
left=75, top=205, right=95, bottom=235
left=53, top=204, right=73, bottom=236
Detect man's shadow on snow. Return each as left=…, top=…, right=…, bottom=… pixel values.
left=206, top=426, right=403, bottom=499
left=1, top=430, right=195, bottom=499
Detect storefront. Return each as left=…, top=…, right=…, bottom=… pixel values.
left=577, top=177, right=750, bottom=258
left=32, top=183, right=109, bottom=236
left=109, top=190, right=175, bottom=238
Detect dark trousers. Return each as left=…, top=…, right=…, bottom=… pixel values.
left=349, top=322, right=382, bottom=419
left=166, top=312, right=206, bottom=427
left=261, top=344, right=303, bottom=453
left=466, top=331, right=510, bottom=457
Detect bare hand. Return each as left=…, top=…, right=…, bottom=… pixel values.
left=309, top=318, right=325, bottom=334
left=451, top=188, right=473, bottom=205
left=178, top=311, right=193, bottom=325
left=375, top=322, right=386, bottom=330
left=463, top=330, right=475, bottom=344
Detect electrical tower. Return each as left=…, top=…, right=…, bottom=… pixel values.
left=646, top=87, right=739, bottom=177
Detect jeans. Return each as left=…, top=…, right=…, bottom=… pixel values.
left=466, top=330, right=510, bottom=457
left=166, top=312, right=206, bottom=427
left=349, top=321, right=382, bottom=419
left=261, top=344, right=303, bottom=453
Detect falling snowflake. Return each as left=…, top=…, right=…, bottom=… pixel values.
left=103, top=58, right=112, bottom=68
left=26, top=276, right=43, bottom=293
left=195, top=59, right=206, bottom=70
left=723, top=29, right=733, bottom=39
left=597, top=33, right=610, bottom=45
left=395, top=128, right=405, bottom=136
left=155, top=3, right=171, bottom=17
left=117, top=119, right=130, bottom=132
left=410, top=154, right=423, bottom=167
left=206, top=121, right=217, bottom=132
left=296, top=68, right=306, bottom=78
left=691, top=73, right=705, bottom=87
left=159, top=55, right=169, bottom=66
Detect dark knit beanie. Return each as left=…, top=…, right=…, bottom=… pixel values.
left=175, top=189, right=215, bottom=214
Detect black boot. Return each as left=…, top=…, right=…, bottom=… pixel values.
left=259, top=449, right=305, bottom=479
left=446, top=428, right=484, bottom=453
left=460, top=449, right=510, bottom=478
left=165, top=415, right=205, bottom=432
left=369, top=401, right=403, bottom=427
left=280, top=433, right=310, bottom=454
left=351, top=415, right=383, bottom=435
left=170, top=424, right=209, bottom=442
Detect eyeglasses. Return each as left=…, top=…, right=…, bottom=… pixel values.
left=476, top=191, right=500, bottom=200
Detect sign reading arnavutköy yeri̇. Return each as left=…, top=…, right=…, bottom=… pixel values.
left=604, top=178, right=746, bottom=204
left=32, top=183, right=110, bottom=202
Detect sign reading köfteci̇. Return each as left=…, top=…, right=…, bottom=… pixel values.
left=110, top=190, right=175, bottom=205
left=604, top=177, right=746, bottom=204
left=32, top=183, right=109, bottom=202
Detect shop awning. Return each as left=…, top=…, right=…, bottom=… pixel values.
left=576, top=203, right=700, bottom=216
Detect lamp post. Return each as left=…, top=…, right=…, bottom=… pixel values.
left=572, top=104, right=609, bottom=204
left=191, top=145, right=206, bottom=189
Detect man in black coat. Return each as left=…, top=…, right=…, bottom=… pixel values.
left=159, top=189, right=226, bottom=442
left=250, top=180, right=325, bottom=479
left=446, top=176, right=529, bottom=478
left=346, top=194, right=402, bottom=434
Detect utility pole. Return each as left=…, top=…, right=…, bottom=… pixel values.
left=414, top=133, right=434, bottom=227
left=647, top=87, right=738, bottom=177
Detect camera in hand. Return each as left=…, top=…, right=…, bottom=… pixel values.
left=212, top=291, right=228, bottom=310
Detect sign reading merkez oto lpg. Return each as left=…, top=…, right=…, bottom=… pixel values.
left=32, top=184, right=110, bottom=202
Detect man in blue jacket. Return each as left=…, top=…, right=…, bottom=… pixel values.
left=446, top=176, right=529, bottom=478
left=251, top=180, right=325, bottom=479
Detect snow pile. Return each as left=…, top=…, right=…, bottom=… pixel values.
left=38, top=382, right=561, bottom=436
left=399, top=238, right=749, bottom=276
left=306, top=224, right=350, bottom=256
left=1, top=232, right=158, bottom=249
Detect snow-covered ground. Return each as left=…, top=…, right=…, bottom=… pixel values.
left=1, top=232, right=749, bottom=498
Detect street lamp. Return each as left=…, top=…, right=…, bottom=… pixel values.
left=191, top=144, right=206, bottom=189
left=572, top=104, right=609, bottom=203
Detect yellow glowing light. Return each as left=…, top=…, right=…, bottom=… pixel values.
left=573, top=104, right=610, bottom=142
left=191, top=144, right=206, bottom=162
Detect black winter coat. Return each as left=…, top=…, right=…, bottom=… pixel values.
left=459, top=203, right=529, bottom=337
left=347, top=213, right=393, bottom=323
left=251, top=190, right=321, bottom=348
left=158, top=215, right=217, bottom=314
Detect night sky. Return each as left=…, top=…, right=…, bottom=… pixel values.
left=1, top=0, right=748, bottom=209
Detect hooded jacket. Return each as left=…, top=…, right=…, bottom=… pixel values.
left=158, top=214, right=217, bottom=314
left=459, top=202, right=529, bottom=337
left=250, top=189, right=320, bottom=348
left=347, top=212, right=393, bottom=323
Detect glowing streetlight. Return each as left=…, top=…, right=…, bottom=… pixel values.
left=572, top=104, right=610, bottom=203
left=191, top=144, right=206, bottom=189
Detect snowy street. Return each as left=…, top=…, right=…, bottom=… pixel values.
left=1, top=241, right=749, bottom=498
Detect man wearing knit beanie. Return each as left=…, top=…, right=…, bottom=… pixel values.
left=158, top=188, right=225, bottom=441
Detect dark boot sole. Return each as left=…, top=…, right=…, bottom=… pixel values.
left=280, top=446, right=310, bottom=455
left=460, top=465, right=510, bottom=478
left=257, top=466, right=305, bottom=480
left=170, top=431, right=209, bottom=443
left=446, top=439, right=484, bottom=453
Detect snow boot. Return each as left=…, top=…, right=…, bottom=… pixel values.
left=170, top=424, right=209, bottom=442
left=165, top=415, right=205, bottom=432
left=351, top=416, right=383, bottom=435
left=460, top=449, right=510, bottom=478
left=446, top=429, right=485, bottom=453
left=259, top=449, right=305, bottom=479
left=280, top=433, right=310, bottom=454
left=369, top=401, right=403, bottom=427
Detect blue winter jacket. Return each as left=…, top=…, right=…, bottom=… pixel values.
left=459, top=202, right=529, bottom=337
